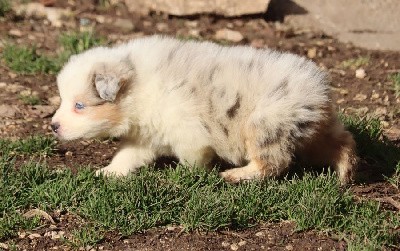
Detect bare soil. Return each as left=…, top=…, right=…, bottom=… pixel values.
left=0, top=1, right=399, bottom=250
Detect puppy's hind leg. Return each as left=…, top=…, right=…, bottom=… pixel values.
left=298, top=117, right=358, bottom=185
left=220, top=116, right=295, bottom=183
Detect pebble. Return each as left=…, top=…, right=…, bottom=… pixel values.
left=49, top=96, right=61, bottom=106
left=230, top=243, right=239, bottom=251
left=215, top=28, right=243, bottom=42
left=28, top=233, right=41, bottom=239
left=255, top=231, right=264, bottom=237
left=353, top=93, right=368, bottom=101
left=0, top=243, right=8, bottom=250
left=307, top=47, right=317, bottom=59
left=9, top=29, right=23, bottom=37
left=336, top=98, right=345, bottom=104
left=114, top=18, right=135, bottom=32
left=371, top=92, right=380, bottom=99
left=355, top=68, right=366, bottom=79
left=65, top=151, right=73, bottom=157
left=238, top=240, right=247, bottom=246
left=374, top=107, right=387, bottom=116
left=221, top=241, right=230, bottom=247
left=156, top=22, right=169, bottom=32
left=285, top=244, right=294, bottom=250
left=0, top=82, right=6, bottom=88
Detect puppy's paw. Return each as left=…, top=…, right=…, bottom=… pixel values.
left=95, top=165, right=130, bottom=177
left=219, top=169, right=245, bottom=183
left=219, top=165, right=263, bottom=183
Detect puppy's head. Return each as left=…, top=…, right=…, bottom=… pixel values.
left=51, top=48, right=134, bottom=140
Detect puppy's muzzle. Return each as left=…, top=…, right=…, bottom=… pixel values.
left=51, top=122, right=60, bottom=133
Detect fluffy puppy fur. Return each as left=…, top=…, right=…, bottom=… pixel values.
left=52, top=35, right=358, bottom=184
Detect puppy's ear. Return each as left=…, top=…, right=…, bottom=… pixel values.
left=94, top=74, right=122, bottom=102
left=92, top=60, right=134, bottom=102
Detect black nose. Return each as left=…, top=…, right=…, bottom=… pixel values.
left=51, top=122, right=60, bottom=133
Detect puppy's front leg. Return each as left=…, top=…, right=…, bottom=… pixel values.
left=96, top=142, right=156, bottom=177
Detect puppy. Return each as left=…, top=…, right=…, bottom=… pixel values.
left=51, top=35, right=358, bottom=184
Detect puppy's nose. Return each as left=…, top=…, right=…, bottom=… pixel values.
left=51, top=122, right=60, bottom=133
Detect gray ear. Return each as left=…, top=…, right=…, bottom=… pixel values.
left=94, top=74, right=122, bottom=102
left=92, top=59, right=134, bottom=101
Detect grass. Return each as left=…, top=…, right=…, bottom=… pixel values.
left=387, top=162, right=400, bottom=189
left=389, top=73, right=400, bottom=97
left=0, top=117, right=399, bottom=249
left=2, top=31, right=105, bottom=75
left=1, top=44, right=60, bottom=74
left=0, top=0, right=10, bottom=16
left=341, top=56, right=370, bottom=69
left=18, top=94, right=41, bottom=105
left=59, top=31, right=104, bottom=56
left=0, top=135, right=56, bottom=157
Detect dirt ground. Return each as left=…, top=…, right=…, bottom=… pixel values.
left=0, top=0, right=399, bottom=250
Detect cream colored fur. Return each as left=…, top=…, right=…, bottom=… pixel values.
left=52, top=35, right=358, bottom=184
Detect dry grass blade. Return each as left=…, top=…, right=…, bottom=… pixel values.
left=23, top=209, right=56, bottom=224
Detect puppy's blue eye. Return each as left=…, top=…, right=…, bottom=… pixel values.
left=75, top=102, right=85, bottom=110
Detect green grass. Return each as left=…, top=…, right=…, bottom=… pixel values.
left=389, top=73, right=400, bottom=97
left=387, top=162, right=400, bottom=189
left=2, top=32, right=105, bottom=75
left=59, top=31, right=104, bottom=56
left=0, top=135, right=56, bottom=157
left=0, top=117, right=399, bottom=249
left=341, top=115, right=400, bottom=178
left=2, top=44, right=60, bottom=74
left=341, top=56, right=370, bottom=69
left=0, top=0, right=10, bottom=16
left=18, top=94, right=41, bottom=105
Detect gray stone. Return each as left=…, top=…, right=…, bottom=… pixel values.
left=124, top=0, right=270, bottom=16
left=285, top=0, right=400, bottom=51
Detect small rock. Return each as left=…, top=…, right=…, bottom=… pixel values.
left=0, top=105, right=19, bottom=118
left=7, top=83, right=25, bottom=93
left=156, top=22, right=169, bottom=32
left=374, top=107, right=387, bottom=116
left=355, top=68, right=366, bottom=79
left=95, top=15, right=106, bottom=24
left=285, top=244, right=294, bottom=250
left=167, top=226, right=177, bottom=231
left=380, top=120, right=390, bottom=128
left=79, top=18, right=91, bottom=26
left=307, top=47, right=317, bottom=59
left=8, top=72, right=17, bottom=79
left=336, top=98, right=345, bottom=104
left=255, top=231, right=264, bottom=237
left=215, top=28, right=243, bottom=42
left=221, top=241, right=230, bottom=247
left=0, top=243, right=8, bottom=250
left=0, top=82, right=6, bottom=88
left=184, top=20, right=198, bottom=28
left=353, top=93, right=368, bottom=101
left=371, top=92, right=380, bottom=100
left=9, top=29, right=23, bottom=37
left=238, top=240, right=247, bottom=246
left=123, top=239, right=129, bottom=244
left=65, top=151, right=73, bottom=157
left=18, top=231, right=27, bottom=238
left=188, top=29, right=200, bottom=37
left=28, top=233, right=41, bottom=239
left=114, top=18, right=135, bottom=32
left=230, top=243, right=239, bottom=251
left=49, top=96, right=61, bottom=106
